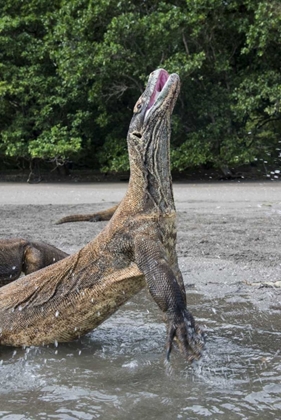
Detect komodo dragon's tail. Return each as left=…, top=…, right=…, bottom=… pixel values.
left=55, top=204, right=118, bottom=224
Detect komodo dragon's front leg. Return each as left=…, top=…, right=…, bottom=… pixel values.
left=0, top=238, right=68, bottom=286
left=134, top=235, right=204, bottom=360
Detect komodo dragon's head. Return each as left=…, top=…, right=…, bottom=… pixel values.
left=129, top=68, right=180, bottom=133
left=127, top=69, right=180, bottom=210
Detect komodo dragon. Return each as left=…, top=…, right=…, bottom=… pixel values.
left=0, top=238, right=68, bottom=286
left=0, top=68, right=204, bottom=360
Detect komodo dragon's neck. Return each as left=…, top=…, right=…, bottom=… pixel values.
left=121, top=69, right=179, bottom=217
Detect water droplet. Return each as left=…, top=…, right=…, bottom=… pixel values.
left=122, top=360, right=138, bottom=369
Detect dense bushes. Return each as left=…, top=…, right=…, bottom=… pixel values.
left=1, top=0, right=280, bottom=173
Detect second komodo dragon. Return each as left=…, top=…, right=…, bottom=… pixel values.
left=0, top=68, right=204, bottom=360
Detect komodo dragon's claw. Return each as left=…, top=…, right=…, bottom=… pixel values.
left=166, top=310, right=205, bottom=362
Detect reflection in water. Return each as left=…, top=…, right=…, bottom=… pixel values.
left=0, top=291, right=280, bottom=420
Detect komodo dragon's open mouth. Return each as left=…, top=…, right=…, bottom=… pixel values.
left=131, top=69, right=179, bottom=139
left=143, top=69, right=179, bottom=125
left=144, top=69, right=170, bottom=121
left=147, top=69, right=169, bottom=111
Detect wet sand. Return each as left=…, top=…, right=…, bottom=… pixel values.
left=0, top=181, right=281, bottom=419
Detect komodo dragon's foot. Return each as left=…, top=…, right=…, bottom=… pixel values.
left=166, top=309, right=205, bottom=362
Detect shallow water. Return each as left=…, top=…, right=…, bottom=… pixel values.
left=1, top=289, right=280, bottom=420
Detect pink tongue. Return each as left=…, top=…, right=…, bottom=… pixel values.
left=147, top=70, right=169, bottom=110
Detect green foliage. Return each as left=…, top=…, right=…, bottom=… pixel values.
left=0, top=0, right=280, bottom=172
left=97, top=135, right=129, bottom=173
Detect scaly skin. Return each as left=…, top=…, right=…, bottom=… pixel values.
left=0, top=238, right=68, bottom=286
left=0, top=69, right=204, bottom=360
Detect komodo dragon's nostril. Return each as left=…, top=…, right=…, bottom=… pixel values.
left=133, top=132, right=142, bottom=138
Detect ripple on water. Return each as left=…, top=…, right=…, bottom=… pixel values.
left=0, top=294, right=280, bottom=420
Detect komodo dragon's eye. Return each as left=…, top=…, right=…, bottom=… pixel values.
left=133, top=100, right=143, bottom=113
